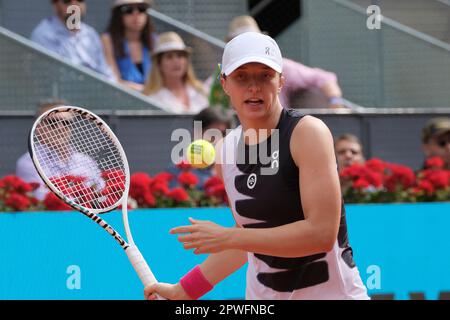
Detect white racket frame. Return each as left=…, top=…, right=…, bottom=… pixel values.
left=29, top=106, right=161, bottom=292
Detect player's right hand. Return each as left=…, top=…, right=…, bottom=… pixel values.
left=144, top=282, right=192, bottom=300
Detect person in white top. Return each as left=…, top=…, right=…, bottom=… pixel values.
left=142, top=32, right=208, bottom=114
left=144, top=32, right=369, bottom=300
left=16, top=99, right=105, bottom=201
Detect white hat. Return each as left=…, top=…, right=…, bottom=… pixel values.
left=152, top=32, right=192, bottom=56
left=221, top=32, right=283, bottom=76
left=227, top=15, right=262, bottom=40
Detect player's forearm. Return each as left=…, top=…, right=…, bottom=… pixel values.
left=321, top=81, right=342, bottom=99
left=228, top=220, right=336, bottom=258
left=199, top=249, right=248, bottom=285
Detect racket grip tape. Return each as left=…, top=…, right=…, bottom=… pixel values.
left=126, top=245, right=165, bottom=300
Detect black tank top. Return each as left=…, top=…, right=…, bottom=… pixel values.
left=222, top=108, right=357, bottom=293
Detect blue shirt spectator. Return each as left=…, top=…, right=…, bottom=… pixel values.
left=31, top=15, right=115, bottom=80
left=102, top=0, right=156, bottom=91
left=116, top=40, right=152, bottom=84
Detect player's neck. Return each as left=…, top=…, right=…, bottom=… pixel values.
left=240, top=104, right=283, bottom=144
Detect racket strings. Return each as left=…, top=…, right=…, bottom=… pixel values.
left=33, top=110, right=126, bottom=210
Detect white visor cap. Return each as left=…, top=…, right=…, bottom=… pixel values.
left=221, top=32, right=283, bottom=76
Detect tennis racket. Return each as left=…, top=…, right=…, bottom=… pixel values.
left=28, top=106, right=162, bottom=298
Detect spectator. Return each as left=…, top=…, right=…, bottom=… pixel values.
left=16, top=99, right=106, bottom=201
left=192, top=107, right=235, bottom=145
left=168, top=108, right=234, bottom=188
left=142, top=32, right=208, bottom=114
left=16, top=99, right=68, bottom=200
left=421, top=117, right=450, bottom=169
left=334, top=134, right=365, bottom=172
left=208, top=15, right=344, bottom=110
left=31, top=0, right=115, bottom=80
left=102, top=0, right=156, bottom=91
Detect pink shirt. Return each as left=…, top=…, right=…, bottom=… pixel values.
left=280, top=58, right=337, bottom=107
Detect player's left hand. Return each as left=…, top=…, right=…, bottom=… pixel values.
left=170, top=217, right=232, bottom=254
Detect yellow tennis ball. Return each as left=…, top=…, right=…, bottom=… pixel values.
left=186, top=139, right=216, bottom=169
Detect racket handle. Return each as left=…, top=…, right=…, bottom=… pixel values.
left=126, top=245, right=165, bottom=300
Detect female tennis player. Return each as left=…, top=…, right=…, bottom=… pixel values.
left=144, top=32, right=369, bottom=300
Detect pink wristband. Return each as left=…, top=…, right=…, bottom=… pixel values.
left=180, top=266, right=213, bottom=300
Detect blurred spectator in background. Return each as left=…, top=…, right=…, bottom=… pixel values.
left=16, top=99, right=68, bottom=200
left=192, top=107, right=235, bottom=145
left=335, top=134, right=365, bottom=172
left=31, top=0, right=115, bottom=80
left=168, top=107, right=234, bottom=188
left=421, top=118, right=450, bottom=169
left=208, top=15, right=344, bottom=110
left=143, top=32, right=208, bottom=114
left=102, top=0, right=156, bottom=91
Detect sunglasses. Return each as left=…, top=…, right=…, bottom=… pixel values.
left=120, top=3, right=148, bottom=15
left=61, top=0, right=85, bottom=4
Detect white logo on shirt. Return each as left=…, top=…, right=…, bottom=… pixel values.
left=247, top=173, right=257, bottom=189
left=271, top=150, right=279, bottom=169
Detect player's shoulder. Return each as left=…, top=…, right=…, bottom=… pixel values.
left=290, top=115, right=333, bottom=153
left=294, top=115, right=331, bottom=138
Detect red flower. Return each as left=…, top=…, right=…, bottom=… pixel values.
left=143, top=191, right=156, bottom=207
left=340, top=163, right=382, bottom=189
left=206, top=184, right=226, bottom=197
left=130, top=173, right=152, bottom=201
left=366, top=171, right=383, bottom=188
left=2, top=175, right=23, bottom=189
left=151, top=180, right=170, bottom=196
left=353, top=179, right=370, bottom=189
left=102, top=169, right=126, bottom=191
left=168, top=188, right=190, bottom=202
left=424, top=157, right=445, bottom=169
left=5, top=193, right=31, bottom=211
left=204, top=176, right=223, bottom=190
left=50, top=175, right=88, bottom=195
left=384, top=164, right=415, bottom=192
left=339, top=164, right=365, bottom=180
left=176, top=160, right=192, bottom=170
left=426, top=171, right=449, bottom=189
left=16, top=181, right=33, bottom=194
left=365, top=158, right=386, bottom=173
left=178, top=172, right=199, bottom=187
left=102, top=169, right=126, bottom=181
left=29, top=182, right=40, bottom=191
left=416, top=180, right=435, bottom=195
left=153, top=172, right=173, bottom=183
left=44, top=193, right=72, bottom=211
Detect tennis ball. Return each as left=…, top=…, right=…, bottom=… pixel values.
left=186, top=139, right=216, bottom=169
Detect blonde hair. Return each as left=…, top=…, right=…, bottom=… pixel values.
left=142, top=52, right=205, bottom=96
